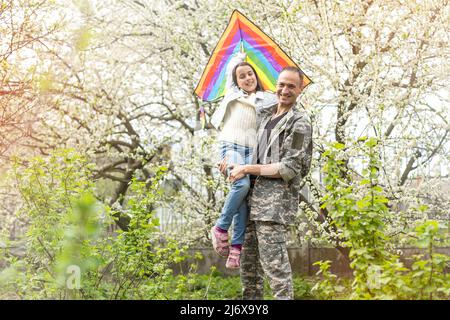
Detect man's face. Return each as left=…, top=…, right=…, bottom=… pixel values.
left=276, top=70, right=303, bottom=107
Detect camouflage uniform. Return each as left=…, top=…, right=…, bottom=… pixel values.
left=240, top=103, right=313, bottom=300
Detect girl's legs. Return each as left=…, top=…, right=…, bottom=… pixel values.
left=229, top=143, right=253, bottom=245
left=230, top=199, right=248, bottom=246
left=215, top=143, right=251, bottom=234
left=229, top=143, right=253, bottom=246
left=213, top=143, right=253, bottom=261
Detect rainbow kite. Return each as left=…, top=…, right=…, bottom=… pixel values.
left=194, top=10, right=311, bottom=102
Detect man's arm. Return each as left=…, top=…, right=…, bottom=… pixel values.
left=228, top=115, right=312, bottom=183
left=228, top=163, right=281, bottom=182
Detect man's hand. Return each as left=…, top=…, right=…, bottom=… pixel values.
left=229, top=164, right=247, bottom=183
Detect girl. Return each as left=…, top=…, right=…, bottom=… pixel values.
left=210, top=52, right=277, bottom=269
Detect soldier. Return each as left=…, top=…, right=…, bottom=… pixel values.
left=223, top=66, right=313, bottom=300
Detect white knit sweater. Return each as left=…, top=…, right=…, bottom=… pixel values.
left=218, top=94, right=257, bottom=148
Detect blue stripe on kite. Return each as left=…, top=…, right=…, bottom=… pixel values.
left=240, top=31, right=285, bottom=73
left=204, top=32, right=241, bottom=101
left=214, top=45, right=242, bottom=98
left=242, top=39, right=279, bottom=79
left=241, top=30, right=283, bottom=73
left=206, top=44, right=241, bottom=100
left=207, top=37, right=281, bottom=100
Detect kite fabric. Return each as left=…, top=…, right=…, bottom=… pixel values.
left=194, top=10, right=311, bottom=102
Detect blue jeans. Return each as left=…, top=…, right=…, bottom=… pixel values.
left=215, top=142, right=253, bottom=246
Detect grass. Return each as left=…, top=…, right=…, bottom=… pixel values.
left=150, top=268, right=317, bottom=300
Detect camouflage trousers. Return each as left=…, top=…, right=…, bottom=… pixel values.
left=240, top=220, right=294, bottom=300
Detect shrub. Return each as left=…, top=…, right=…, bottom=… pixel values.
left=0, top=149, right=189, bottom=299
left=314, top=138, right=449, bottom=300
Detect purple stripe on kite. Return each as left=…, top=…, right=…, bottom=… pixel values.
left=242, top=40, right=278, bottom=79
left=241, top=30, right=284, bottom=73
left=203, top=31, right=241, bottom=100
left=204, top=43, right=240, bottom=100
left=206, top=45, right=241, bottom=100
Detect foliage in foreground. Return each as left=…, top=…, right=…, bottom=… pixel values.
left=1, top=147, right=448, bottom=300
left=0, top=149, right=190, bottom=299
left=0, top=149, right=314, bottom=300
left=312, top=138, right=450, bottom=300
left=148, top=267, right=313, bottom=300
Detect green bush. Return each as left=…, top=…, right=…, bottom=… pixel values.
left=314, top=139, right=450, bottom=300
left=0, top=148, right=317, bottom=300
left=0, top=149, right=190, bottom=299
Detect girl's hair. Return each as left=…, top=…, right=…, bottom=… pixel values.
left=232, top=62, right=263, bottom=92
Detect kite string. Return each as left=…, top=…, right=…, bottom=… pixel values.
left=238, top=18, right=244, bottom=55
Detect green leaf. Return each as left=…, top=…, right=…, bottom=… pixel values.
left=334, top=142, right=345, bottom=150
left=365, top=137, right=379, bottom=147
left=75, top=27, right=93, bottom=51
left=356, top=200, right=369, bottom=209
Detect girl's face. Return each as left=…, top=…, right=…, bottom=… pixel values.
left=235, top=65, right=257, bottom=94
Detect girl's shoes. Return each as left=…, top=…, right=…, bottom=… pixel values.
left=225, top=247, right=241, bottom=269
left=211, top=226, right=229, bottom=257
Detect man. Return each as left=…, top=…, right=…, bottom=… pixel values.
left=224, top=66, right=313, bottom=300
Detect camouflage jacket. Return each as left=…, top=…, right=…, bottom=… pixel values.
left=248, top=103, right=313, bottom=226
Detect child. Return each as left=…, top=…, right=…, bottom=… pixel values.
left=210, top=52, right=277, bottom=269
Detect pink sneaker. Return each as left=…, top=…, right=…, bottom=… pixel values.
left=211, top=227, right=229, bottom=258
left=226, top=247, right=241, bottom=269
